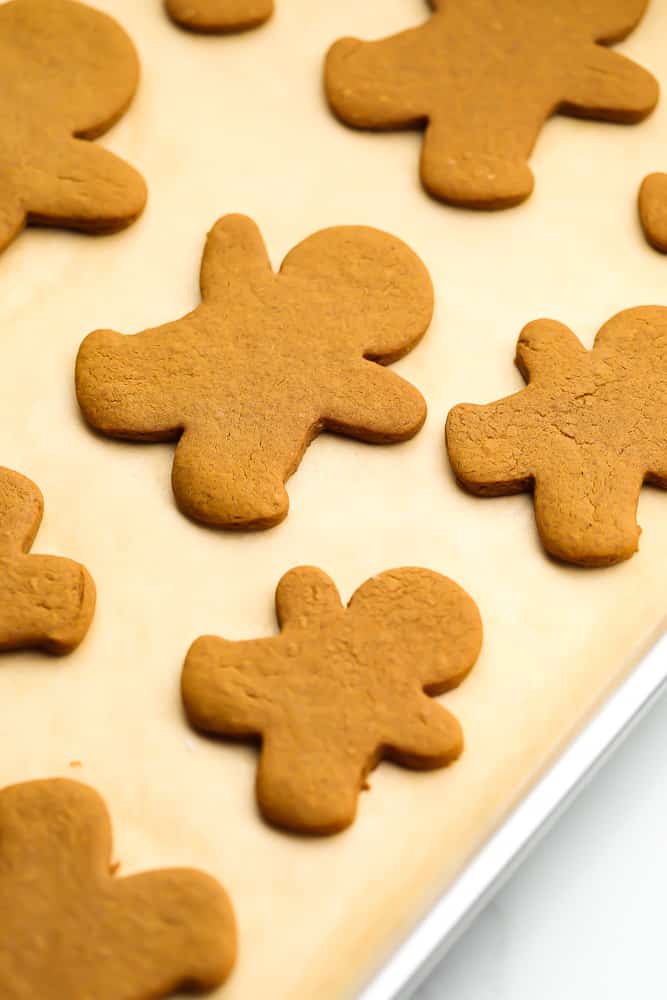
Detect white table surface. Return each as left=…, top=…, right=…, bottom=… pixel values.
left=415, top=671, right=667, bottom=1000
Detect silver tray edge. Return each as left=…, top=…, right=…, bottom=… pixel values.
left=359, top=627, right=667, bottom=1000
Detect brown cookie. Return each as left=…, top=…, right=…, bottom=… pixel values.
left=325, top=0, right=658, bottom=209
left=0, top=778, right=236, bottom=999
left=76, top=214, right=431, bottom=530
left=0, top=0, right=147, bottom=255
left=0, top=467, right=95, bottom=653
left=165, top=0, right=273, bottom=33
left=445, top=308, right=667, bottom=566
left=182, top=566, right=482, bottom=835
left=639, top=173, right=667, bottom=251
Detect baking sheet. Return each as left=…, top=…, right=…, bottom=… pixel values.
left=1, top=1, right=667, bottom=997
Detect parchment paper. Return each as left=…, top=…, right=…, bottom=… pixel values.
left=1, top=1, right=666, bottom=997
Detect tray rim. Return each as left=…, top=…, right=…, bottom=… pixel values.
left=358, top=625, right=667, bottom=1000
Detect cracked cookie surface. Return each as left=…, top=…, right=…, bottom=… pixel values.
left=182, top=565, right=482, bottom=834
left=446, top=308, right=667, bottom=566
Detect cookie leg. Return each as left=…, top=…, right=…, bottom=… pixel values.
left=23, top=141, right=146, bottom=235
left=419, top=116, right=535, bottom=209
left=534, top=461, right=643, bottom=566
left=639, top=174, right=667, bottom=252
left=166, top=0, right=273, bottom=33
left=256, top=727, right=369, bottom=834
left=171, top=427, right=290, bottom=529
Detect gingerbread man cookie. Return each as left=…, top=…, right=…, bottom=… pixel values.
left=0, top=0, right=147, bottom=255
left=446, top=308, right=667, bottom=566
left=76, top=214, right=431, bottom=530
left=166, top=0, right=273, bottom=33
left=639, top=173, right=667, bottom=251
left=182, top=566, right=482, bottom=835
left=0, top=778, right=236, bottom=999
left=325, top=0, right=658, bottom=209
left=0, top=468, right=95, bottom=653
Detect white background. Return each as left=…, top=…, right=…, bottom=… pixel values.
left=417, top=681, right=667, bottom=999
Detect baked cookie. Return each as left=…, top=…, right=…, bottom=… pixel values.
left=0, top=778, right=236, bottom=999
left=639, top=173, right=667, bottom=251
left=166, top=0, right=273, bottom=33
left=325, top=0, right=658, bottom=209
left=0, top=467, right=95, bottom=653
left=446, top=308, right=667, bottom=566
left=76, top=214, right=431, bottom=529
left=182, top=566, right=482, bottom=835
left=0, top=0, right=146, bottom=255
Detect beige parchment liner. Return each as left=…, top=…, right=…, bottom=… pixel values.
left=1, top=1, right=666, bottom=996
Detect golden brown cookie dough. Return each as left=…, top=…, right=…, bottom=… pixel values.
left=639, top=173, right=667, bottom=251
left=165, top=0, right=273, bottom=33
left=0, top=778, right=236, bottom=999
left=0, top=467, right=95, bottom=654
left=0, top=0, right=147, bottom=255
left=76, top=214, right=431, bottom=530
left=325, top=0, right=658, bottom=209
left=446, top=307, right=667, bottom=566
left=182, top=566, right=482, bottom=835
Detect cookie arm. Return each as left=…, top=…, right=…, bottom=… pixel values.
left=446, top=399, right=533, bottom=492
left=22, top=140, right=146, bottom=234
left=182, top=635, right=276, bottom=736
left=275, top=567, right=343, bottom=629
left=325, top=28, right=433, bottom=128
left=0, top=556, right=95, bottom=655
left=561, top=46, right=658, bottom=123
left=322, top=362, right=426, bottom=443
left=76, top=327, right=183, bottom=439
left=385, top=697, right=463, bottom=769
left=199, top=214, right=273, bottom=301
left=106, top=869, right=236, bottom=994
